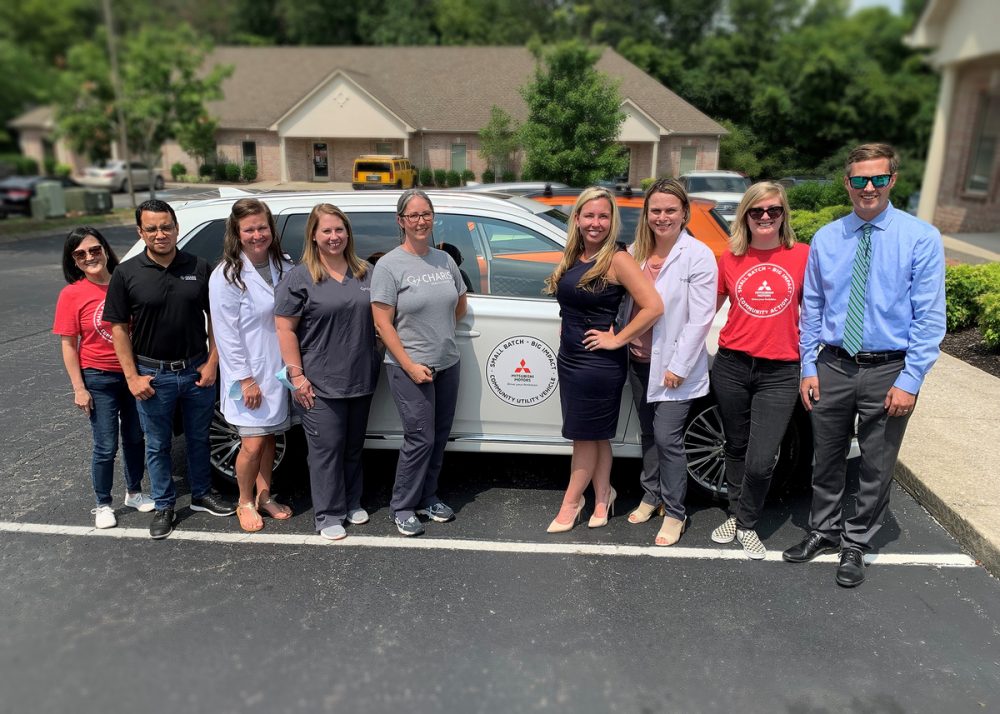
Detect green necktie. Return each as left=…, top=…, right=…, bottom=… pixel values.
left=842, top=223, right=873, bottom=356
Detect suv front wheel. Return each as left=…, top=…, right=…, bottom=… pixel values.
left=209, top=403, right=288, bottom=483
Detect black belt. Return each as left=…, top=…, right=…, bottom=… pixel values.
left=136, top=353, right=206, bottom=372
left=823, top=344, right=906, bottom=365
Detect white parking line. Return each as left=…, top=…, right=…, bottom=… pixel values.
left=0, top=520, right=978, bottom=567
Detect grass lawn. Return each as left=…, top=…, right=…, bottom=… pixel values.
left=0, top=209, right=134, bottom=242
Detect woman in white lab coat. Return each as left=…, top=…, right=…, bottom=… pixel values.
left=624, top=178, right=717, bottom=546
left=209, top=198, right=294, bottom=532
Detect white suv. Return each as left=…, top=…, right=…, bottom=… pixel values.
left=679, top=171, right=751, bottom=224
left=124, top=190, right=814, bottom=499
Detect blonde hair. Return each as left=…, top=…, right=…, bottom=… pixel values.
left=729, top=181, right=796, bottom=256
left=544, top=187, right=621, bottom=295
left=301, top=203, right=368, bottom=284
left=632, top=178, right=690, bottom=266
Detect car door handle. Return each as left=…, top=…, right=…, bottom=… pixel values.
left=456, top=330, right=481, bottom=338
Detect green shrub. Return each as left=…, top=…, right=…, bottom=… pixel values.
left=446, top=170, right=461, bottom=187
left=788, top=205, right=852, bottom=244
left=977, top=292, right=1000, bottom=351
left=786, top=181, right=849, bottom=211
left=481, top=168, right=495, bottom=183
left=54, top=163, right=72, bottom=178
left=198, top=163, right=214, bottom=178
left=500, top=170, right=516, bottom=183
left=43, top=157, right=57, bottom=175
left=17, top=156, right=39, bottom=175
left=461, top=169, right=475, bottom=185
left=433, top=168, right=447, bottom=187
left=224, top=162, right=241, bottom=182
left=945, top=263, right=1000, bottom=331
left=419, top=167, right=433, bottom=186
left=640, top=177, right=656, bottom=191
left=241, top=161, right=258, bottom=182
left=171, top=162, right=187, bottom=180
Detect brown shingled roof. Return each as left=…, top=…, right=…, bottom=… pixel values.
left=206, top=46, right=725, bottom=135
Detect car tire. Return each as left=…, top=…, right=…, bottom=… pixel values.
left=154, top=176, right=165, bottom=190
left=209, top=400, right=290, bottom=485
left=682, top=397, right=813, bottom=501
left=396, top=180, right=403, bottom=189
left=118, top=179, right=129, bottom=194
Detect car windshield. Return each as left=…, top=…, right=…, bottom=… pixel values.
left=687, top=176, right=750, bottom=193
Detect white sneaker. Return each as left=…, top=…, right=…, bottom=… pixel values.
left=92, top=505, right=117, bottom=529
left=319, top=524, right=347, bottom=541
left=346, top=508, right=369, bottom=525
left=124, top=492, right=156, bottom=512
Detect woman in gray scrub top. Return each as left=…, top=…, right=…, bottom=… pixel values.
left=370, top=189, right=468, bottom=537
left=274, top=204, right=380, bottom=541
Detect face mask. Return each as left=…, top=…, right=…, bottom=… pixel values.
left=275, top=365, right=297, bottom=391
left=227, top=380, right=245, bottom=402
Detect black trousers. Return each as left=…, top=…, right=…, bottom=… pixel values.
left=808, top=349, right=911, bottom=550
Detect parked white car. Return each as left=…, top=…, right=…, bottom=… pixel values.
left=79, top=160, right=165, bottom=193
left=679, top=170, right=751, bottom=224
left=123, top=190, right=815, bottom=499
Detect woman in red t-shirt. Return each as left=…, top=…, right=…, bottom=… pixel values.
left=710, top=182, right=808, bottom=559
left=53, top=227, right=152, bottom=529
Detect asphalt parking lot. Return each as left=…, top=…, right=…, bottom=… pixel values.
left=2, top=228, right=999, bottom=714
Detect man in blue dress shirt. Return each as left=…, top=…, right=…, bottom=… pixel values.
left=782, top=143, right=946, bottom=587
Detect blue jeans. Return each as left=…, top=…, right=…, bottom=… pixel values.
left=82, top=368, right=146, bottom=506
left=711, top=347, right=800, bottom=530
left=135, top=360, right=215, bottom=510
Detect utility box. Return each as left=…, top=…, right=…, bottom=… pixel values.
left=30, top=195, right=49, bottom=220
left=64, top=187, right=88, bottom=214
left=34, top=181, right=66, bottom=218
left=84, top=189, right=113, bottom=214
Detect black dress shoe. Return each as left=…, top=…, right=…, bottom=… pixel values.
left=836, top=547, right=866, bottom=587
left=149, top=507, right=175, bottom=539
left=782, top=532, right=839, bottom=563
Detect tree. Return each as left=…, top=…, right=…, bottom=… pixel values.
left=56, top=23, right=231, bottom=195
left=519, top=41, right=627, bottom=186
left=478, top=106, right=520, bottom=178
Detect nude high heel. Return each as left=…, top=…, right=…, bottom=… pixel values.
left=588, top=487, right=617, bottom=528
left=547, top=496, right=585, bottom=533
left=655, top=516, right=687, bottom=546
left=627, top=501, right=665, bottom=524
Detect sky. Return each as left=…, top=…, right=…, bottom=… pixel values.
left=851, top=0, right=905, bottom=12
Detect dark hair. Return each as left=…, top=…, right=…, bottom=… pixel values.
left=135, top=198, right=177, bottom=226
left=220, top=198, right=284, bottom=291
left=62, top=226, right=120, bottom=284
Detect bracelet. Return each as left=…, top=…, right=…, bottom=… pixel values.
left=292, top=375, right=309, bottom=390
left=241, top=380, right=258, bottom=393
left=286, top=364, right=304, bottom=377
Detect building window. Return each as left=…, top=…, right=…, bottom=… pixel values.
left=375, top=141, right=393, bottom=154
left=451, top=144, right=467, bottom=173
left=242, top=141, right=257, bottom=167
left=680, top=146, right=698, bottom=175
left=965, top=94, right=1000, bottom=193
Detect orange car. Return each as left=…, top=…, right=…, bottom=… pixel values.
left=522, top=187, right=731, bottom=257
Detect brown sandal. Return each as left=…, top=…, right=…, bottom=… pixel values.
left=236, top=502, right=263, bottom=532
left=257, top=492, right=292, bottom=520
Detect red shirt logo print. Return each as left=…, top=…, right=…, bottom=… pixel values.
left=734, top=263, right=795, bottom=318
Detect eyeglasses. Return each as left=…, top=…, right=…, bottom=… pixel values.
left=401, top=212, right=433, bottom=223
left=848, top=174, right=892, bottom=190
left=72, top=245, right=104, bottom=261
left=747, top=205, right=784, bottom=220
left=140, top=223, right=176, bottom=236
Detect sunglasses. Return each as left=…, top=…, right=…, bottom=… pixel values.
left=72, top=245, right=104, bottom=261
left=848, top=174, right=892, bottom=189
left=747, top=205, right=784, bottom=220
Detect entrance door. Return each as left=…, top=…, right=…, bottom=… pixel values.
left=312, top=142, right=329, bottom=180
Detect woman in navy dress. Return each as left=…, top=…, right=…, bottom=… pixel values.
left=543, top=187, right=662, bottom=532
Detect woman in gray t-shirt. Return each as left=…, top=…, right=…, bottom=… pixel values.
left=275, top=204, right=380, bottom=541
left=370, top=189, right=467, bottom=537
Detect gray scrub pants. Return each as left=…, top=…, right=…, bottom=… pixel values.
left=301, top=393, right=373, bottom=531
left=808, top=349, right=911, bottom=550
left=628, top=359, right=694, bottom=520
left=387, top=362, right=460, bottom=520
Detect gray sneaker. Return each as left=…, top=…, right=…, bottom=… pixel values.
left=416, top=501, right=455, bottom=523
left=346, top=507, right=369, bottom=525
left=319, top=524, right=347, bottom=541
left=394, top=514, right=425, bottom=537
left=736, top=528, right=767, bottom=560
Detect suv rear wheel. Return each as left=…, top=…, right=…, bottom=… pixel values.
left=209, top=403, right=288, bottom=483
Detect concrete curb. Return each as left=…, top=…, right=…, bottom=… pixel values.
left=893, top=352, right=1000, bottom=579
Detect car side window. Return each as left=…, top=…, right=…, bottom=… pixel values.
left=472, top=217, right=561, bottom=299
left=280, top=211, right=400, bottom=265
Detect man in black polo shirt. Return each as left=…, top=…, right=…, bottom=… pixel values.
left=105, top=199, right=235, bottom=539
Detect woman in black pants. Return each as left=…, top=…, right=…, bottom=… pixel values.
left=710, top=182, right=809, bottom=559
